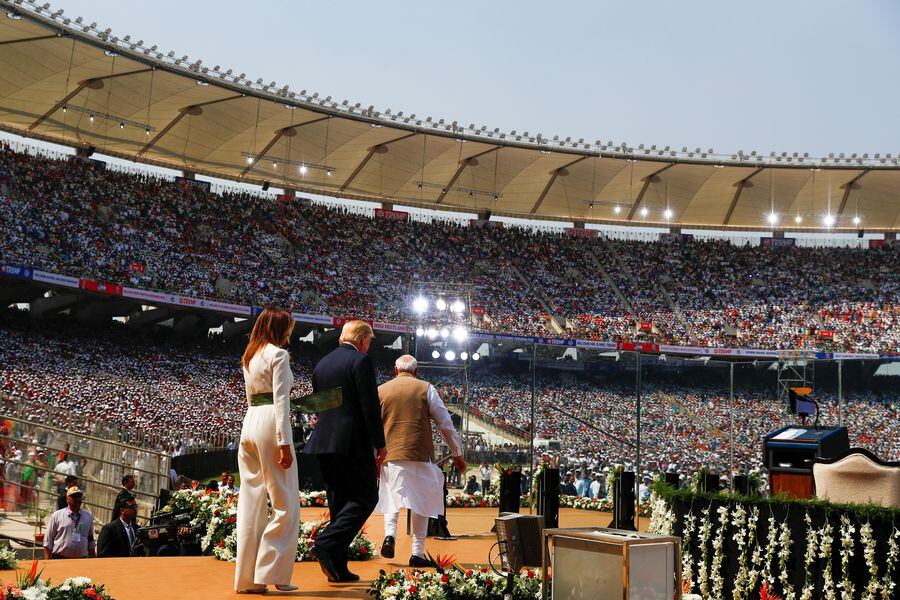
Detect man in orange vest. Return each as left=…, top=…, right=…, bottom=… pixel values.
left=375, top=355, right=466, bottom=567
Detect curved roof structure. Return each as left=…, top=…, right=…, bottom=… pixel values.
left=1, top=0, right=898, bottom=231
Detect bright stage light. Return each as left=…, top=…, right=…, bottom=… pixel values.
left=663, top=208, right=673, bottom=220
left=452, top=326, right=468, bottom=342
left=795, top=214, right=803, bottom=224
left=435, top=298, right=447, bottom=311
left=640, top=207, right=648, bottom=217
left=444, top=350, right=456, bottom=361
left=823, top=214, right=835, bottom=227
left=426, top=327, right=438, bottom=340
left=299, top=164, right=308, bottom=175
left=460, top=352, right=469, bottom=361
left=431, top=350, right=440, bottom=359
left=614, top=205, right=621, bottom=215
left=767, top=212, right=778, bottom=225
left=440, top=327, right=449, bottom=339
left=415, top=327, right=425, bottom=337
left=853, top=216, right=861, bottom=225
left=472, top=352, right=480, bottom=361
left=450, top=300, right=465, bottom=314
left=412, top=296, right=428, bottom=314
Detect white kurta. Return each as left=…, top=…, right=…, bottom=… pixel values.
left=376, top=384, right=463, bottom=518
left=235, top=343, right=300, bottom=591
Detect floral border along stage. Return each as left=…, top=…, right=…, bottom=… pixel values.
left=446, top=491, right=652, bottom=517
left=2, top=561, right=114, bottom=600
left=369, top=555, right=544, bottom=600
left=163, top=489, right=374, bottom=563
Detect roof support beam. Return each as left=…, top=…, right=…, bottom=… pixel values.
left=0, top=34, right=58, bottom=46
left=137, top=94, right=243, bottom=157
left=836, top=169, right=870, bottom=219
left=434, top=146, right=501, bottom=204
left=29, top=68, right=153, bottom=131
left=339, top=133, right=417, bottom=193
left=722, top=167, right=764, bottom=225
left=241, top=115, right=329, bottom=176
left=627, top=163, right=674, bottom=221
left=530, top=156, right=589, bottom=214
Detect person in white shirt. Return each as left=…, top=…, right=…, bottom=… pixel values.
left=234, top=308, right=300, bottom=594
left=480, top=464, right=492, bottom=495
left=376, top=355, right=466, bottom=567
left=589, top=474, right=603, bottom=499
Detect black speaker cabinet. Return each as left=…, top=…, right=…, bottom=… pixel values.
left=537, top=468, right=559, bottom=529
left=664, top=472, right=680, bottom=489
left=733, top=474, right=750, bottom=496
left=499, top=470, right=522, bottom=514
left=608, top=471, right=636, bottom=531
left=701, top=472, right=720, bottom=493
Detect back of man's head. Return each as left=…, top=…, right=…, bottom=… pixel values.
left=394, top=354, right=417, bottom=376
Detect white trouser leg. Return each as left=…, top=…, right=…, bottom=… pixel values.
left=411, top=511, right=429, bottom=558
left=383, top=510, right=399, bottom=538
left=235, top=406, right=300, bottom=590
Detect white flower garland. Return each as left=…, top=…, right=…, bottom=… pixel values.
left=818, top=519, right=836, bottom=600
left=878, top=527, right=899, bottom=600
left=859, top=521, right=879, bottom=600
left=760, top=513, right=779, bottom=586
left=798, top=512, right=819, bottom=600
left=647, top=492, right=675, bottom=536
left=731, top=503, right=751, bottom=600
left=710, top=505, right=730, bottom=600
left=681, top=511, right=697, bottom=594
left=777, top=516, right=795, bottom=600
left=697, top=506, right=713, bottom=598
left=838, top=515, right=856, bottom=599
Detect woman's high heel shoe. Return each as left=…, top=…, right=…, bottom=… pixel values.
left=274, top=584, right=299, bottom=591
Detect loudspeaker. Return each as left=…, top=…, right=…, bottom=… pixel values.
left=495, top=514, right=543, bottom=571
left=262, top=181, right=270, bottom=191
left=537, top=468, right=559, bottom=529
left=499, top=470, right=522, bottom=514
left=608, top=471, right=636, bottom=530
left=702, top=472, right=720, bottom=493
left=664, top=472, right=680, bottom=489
left=484, top=210, right=492, bottom=220
left=857, top=229, right=865, bottom=238
left=733, top=474, right=750, bottom=496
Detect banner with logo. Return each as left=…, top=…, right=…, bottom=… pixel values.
left=760, top=237, right=796, bottom=248
left=564, top=228, right=598, bottom=238
left=78, top=279, right=123, bottom=296
left=0, top=263, right=33, bottom=280
left=32, top=270, right=80, bottom=288
left=174, top=176, right=212, bottom=193
left=122, top=287, right=177, bottom=305
left=374, top=208, right=410, bottom=222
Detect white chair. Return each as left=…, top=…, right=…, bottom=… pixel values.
left=812, top=449, right=900, bottom=509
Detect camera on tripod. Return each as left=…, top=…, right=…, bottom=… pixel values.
left=132, top=508, right=199, bottom=557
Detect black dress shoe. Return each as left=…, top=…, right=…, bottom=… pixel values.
left=380, top=535, right=395, bottom=559
left=408, top=555, right=431, bottom=568
left=336, top=569, right=360, bottom=582
left=310, top=546, right=340, bottom=583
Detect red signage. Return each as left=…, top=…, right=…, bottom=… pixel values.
left=819, top=330, right=835, bottom=340
left=564, top=228, right=598, bottom=238
left=332, top=317, right=374, bottom=328
left=276, top=193, right=295, bottom=202
left=374, top=208, right=410, bottom=222
left=78, top=279, right=123, bottom=296
left=130, top=262, right=145, bottom=273
left=638, top=321, right=653, bottom=331
left=472, top=306, right=485, bottom=316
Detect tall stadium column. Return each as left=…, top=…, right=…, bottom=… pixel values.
left=635, top=352, right=642, bottom=508
left=529, top=342, right=536, bottom=515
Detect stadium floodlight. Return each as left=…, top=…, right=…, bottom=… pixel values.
left=299, top=164, right=308, bottom=175
left=795, top=215, right=803, bottom=224
left=853, top=216, right=861, bottom=225
left=439, top=327, right=450, bottom=339
left=444, top=350, right=456, bottom=361
left=412, top=296, right=428, bottom=314
left=416, top=327, right=425, bottom=337
left=435, top=298, right=447, bottom=311
left=614, top=205, right=621, bottom=215
left=767, top=212, right=778, bottom=225
left=431, top=350, right=440, bottom=359
left=472, top=352, right=481, bottom=361
left=640, top=207, right=648, bottom=217
left=426, top=327, right=438, bottom=340
left=663, top=208, right=673, bottom=220
left=823, top=214, right=835, bottom=227
left=452, top=326, right=468, bottom=343
left=460, top=352, right=469, bottom=361
left=450, top=299, right=465, bottom=314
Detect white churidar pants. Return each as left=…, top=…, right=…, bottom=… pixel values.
left=377, top=461, right=445, bottom=559
left=235, top=405, right=300, bottom=591
left=383, top=510, right=429, bottom=558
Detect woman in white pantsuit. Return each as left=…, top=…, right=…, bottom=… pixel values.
left=235, top=307, right=300, bottom=593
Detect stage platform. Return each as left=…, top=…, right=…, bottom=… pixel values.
left=2, top=506, right=650, bottom=599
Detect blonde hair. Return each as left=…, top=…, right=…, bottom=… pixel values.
left=339, top=320, right=374, bottom=344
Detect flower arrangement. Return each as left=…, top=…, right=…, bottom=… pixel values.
left=162, top=490, right=373, bottom=564
left=368, top=562, right=544, bottom=600
left=0, top=562, right=114, bottom=600
left=0, top=546, right=17, bottom=570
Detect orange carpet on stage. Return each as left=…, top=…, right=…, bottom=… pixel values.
left=3, top=507, right=648, bottom=599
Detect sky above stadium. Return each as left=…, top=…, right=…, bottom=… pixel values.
left=45, top=0, right=900, bottom=159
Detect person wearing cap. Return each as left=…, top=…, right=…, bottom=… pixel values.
left=57, top=475, right=78, bottom=510
left=43, top=486, right=95, bottom=559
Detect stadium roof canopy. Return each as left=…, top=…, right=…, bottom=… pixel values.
left=1, top=0, right=899, bottom=232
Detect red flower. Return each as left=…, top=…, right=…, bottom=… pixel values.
left=359, top=546, right=368, bottom=555
left=214, top=509, right=220, bottom=516
left=440, top=575, right=449, bottom=583
left=85, top=588, right=98, bottom=599
left=527, top=570, right=535, bottom=579
left=408, top=585, right=417, bottom=593
left=466, top=570, right=474, bottom=577
left=760, top=582, right=783, bottom=600
left=218, top=541, right=224, bottom=548
left=486, top=580, right=494, bottom=587
left=388, top=580, right=395, bottom=586
left=481, top=568, right=488, bottom=573
left=316, top=499, right=325, bottom=505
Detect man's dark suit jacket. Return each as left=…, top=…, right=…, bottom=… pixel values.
left=303, top=343, right=385, bottom=457
left=97, top=519, right=135, bottom=558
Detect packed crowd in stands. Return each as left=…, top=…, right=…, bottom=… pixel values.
left=2, top=312, right=897, bottom=480
left=1, top=144, right=896, bottom=354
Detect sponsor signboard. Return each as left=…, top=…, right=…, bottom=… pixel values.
left=0, top=264, right=33, bottom=279
left=374, top=208, right=410, bottom=222
left=760, top=237, right=796, bottom=248
left=174, top=176, right=212, bottom=193
left=564, top=228, right=598, bottom=238
left=32, top=270, right=80, bottom=288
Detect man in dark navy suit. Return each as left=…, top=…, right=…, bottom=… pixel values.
left=304, top=320, right=386, bottom=583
